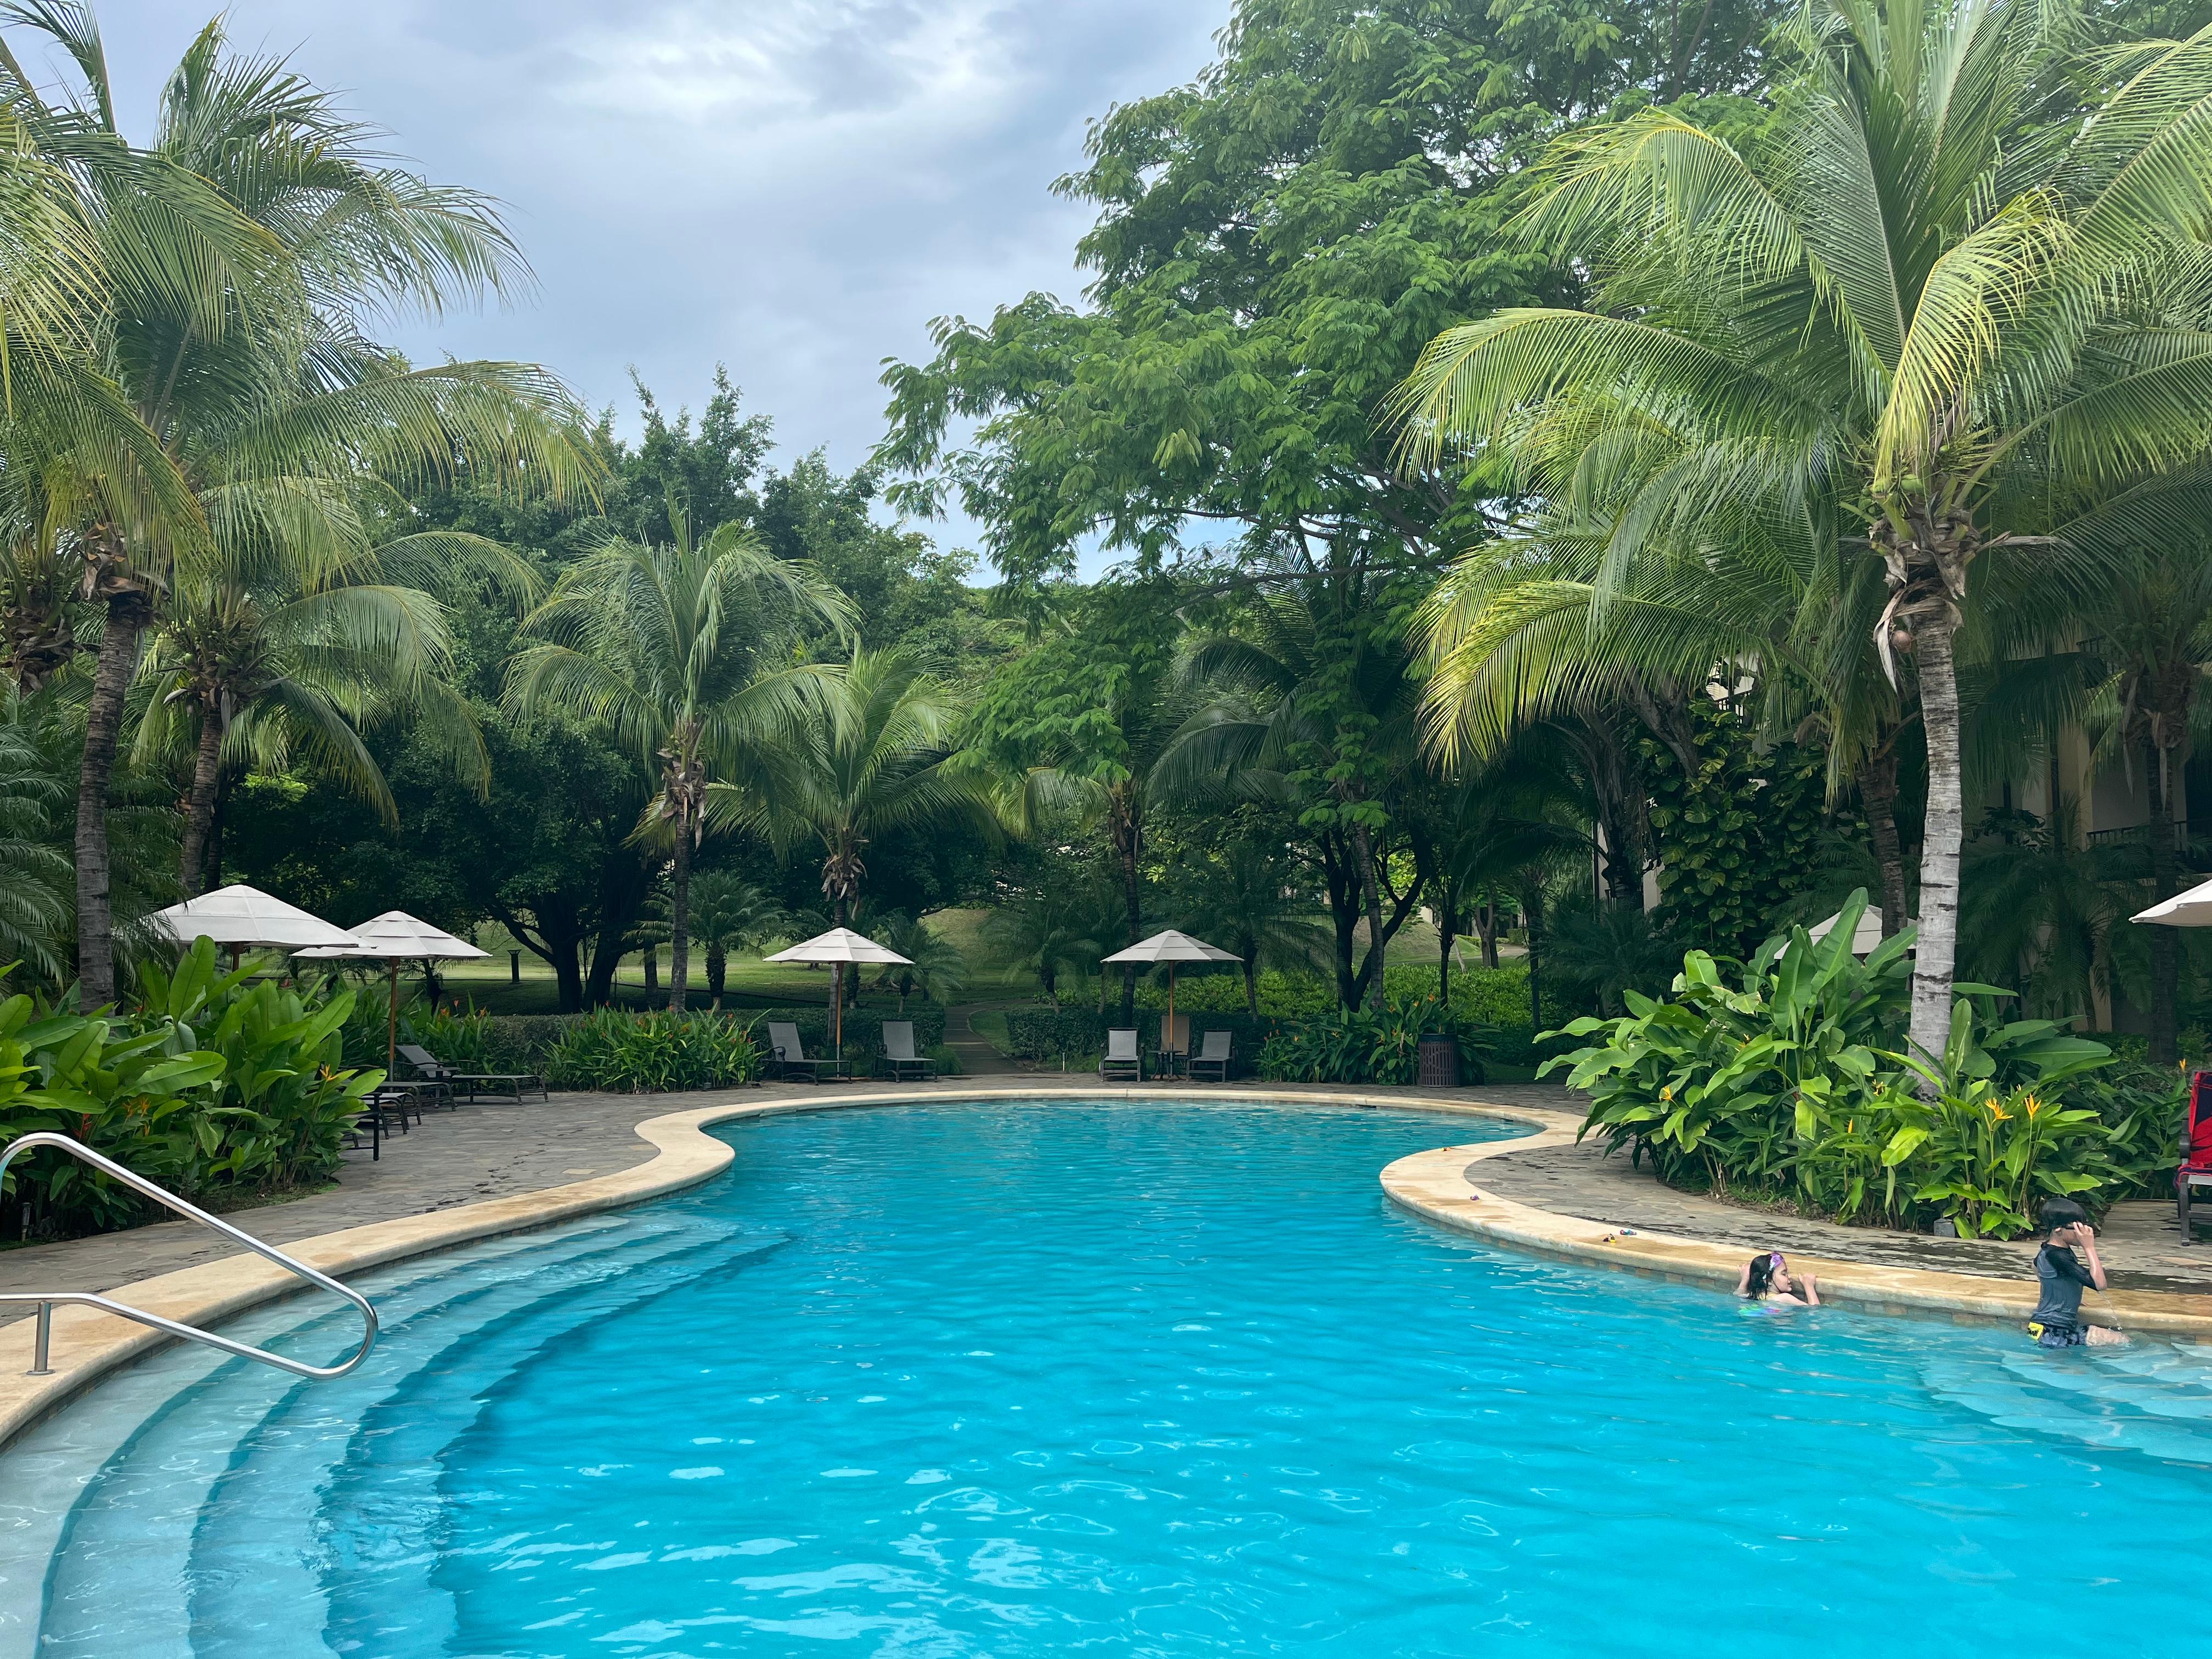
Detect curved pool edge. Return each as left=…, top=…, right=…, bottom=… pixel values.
left=0, top=1085, right=1536, bottom=1453
left=1381, top=1134, right=2212, bottom=1336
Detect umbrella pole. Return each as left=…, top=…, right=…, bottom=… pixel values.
left=378, top=960, right=399, bottom=1163
left=833, top=964, right=844, bottom=1062
left=1167, top=963, right=1176, bottom=1076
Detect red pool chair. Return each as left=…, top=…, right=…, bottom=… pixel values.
left=2178, top=1071, right=2212, bottom=1240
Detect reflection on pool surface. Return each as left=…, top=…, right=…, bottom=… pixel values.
left=8, top=1097, right=2211, bottom=1656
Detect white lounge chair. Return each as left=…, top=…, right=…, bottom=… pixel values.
left=1100, top=1026, right=1142, bottom=1082
left=877, top=1019, right=938, bottom=1081
left=767, top=1021, right=840, bottom=1082
left=1188, top=1029, right=1232, bottom=1083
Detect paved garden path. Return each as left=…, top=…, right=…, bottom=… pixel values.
left=7, top=1076, right=2209, bottom=1328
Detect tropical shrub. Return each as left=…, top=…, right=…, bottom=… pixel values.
left=1549, top=893, right=2156, bottom=1237
left=1255, top=996, right=1482, bottom=1086
left=0, top=940, right=381, bottom=1240
left=543, top=1009, right=763, bottom=1093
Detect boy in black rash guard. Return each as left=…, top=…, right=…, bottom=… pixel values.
left=2028, top=1199, right=2127, bottom=1348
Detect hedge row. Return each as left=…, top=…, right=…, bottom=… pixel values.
left=1004, top=1000, right=1575, bottom=1075
left=481, top=1007, right=946, bottom=1073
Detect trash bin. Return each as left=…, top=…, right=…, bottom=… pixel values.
left=1417, top=1033, right=1461, bottom=1088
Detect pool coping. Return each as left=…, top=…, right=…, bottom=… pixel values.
left=0, top=1086, right=1523, bottom=1453
left=1379, top=1111, right=2212, bottom=1336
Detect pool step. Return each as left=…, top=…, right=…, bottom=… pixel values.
left=24, top=1214, right=757, bottom=1657
left=0, top=1217, right=623, bottom=1659
left=1920, top=1340, right=2212, bottom=1466
left=199, top=1217, right=781, bottom=1658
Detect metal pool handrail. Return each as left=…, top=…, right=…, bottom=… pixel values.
left=0, top=1132, right=378, bottom=1380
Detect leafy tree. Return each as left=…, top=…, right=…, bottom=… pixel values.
left=1396, top=0, right=2212, bottom=1067
left=876, top=0, right=1773, bottom=585
left=966, top=582, right=1184, bottom=1018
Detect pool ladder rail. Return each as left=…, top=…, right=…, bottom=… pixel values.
left=0, top=1131, right=378, bottom=1381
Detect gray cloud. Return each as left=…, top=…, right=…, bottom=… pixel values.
left=89, top=0, right=1230, bottom=572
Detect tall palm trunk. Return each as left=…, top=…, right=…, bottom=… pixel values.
left=1906, top=611, right=1965, bottom=1069
left=1476, top=898, right=1499, bottom=970
left=179, top=702, right=224, bottom=895
left=1437, top=892, right=1456, bottom=1006
left=2138, top=689, right=2191, bottom=1064
left=1859, top=742, right=1909, bottom=938
left=667, top=827, right=691, bottom=1013
left=76, top=593, right=148, bottom=1007
left=1243, top=952, right=1259, bottom=1014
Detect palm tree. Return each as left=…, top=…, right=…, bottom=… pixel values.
left=716, top=646, right=1001, bottom=1019
left=508, top=527, right=848, bottom=1012
left=868, top=911, right=968, bottom=1012
left=136, top=526, right=538, bottom=892
left=0, top=689, right=72, bottom=975
left=981, top=887, right=1103, bottom=1010
left=1393, top=0, right=2212, bottom=1068
left=1177, top=841, right=1322, bottom=1013
left=0, top=5, right=598, bottom=1002
left=686, top=870, right=789, bottom=1005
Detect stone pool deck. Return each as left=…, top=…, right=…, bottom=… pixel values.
left=4, top=1077, right=2210, bottom=1451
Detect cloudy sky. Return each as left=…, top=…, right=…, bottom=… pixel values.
left=84, top=1, right=1235, bottom=573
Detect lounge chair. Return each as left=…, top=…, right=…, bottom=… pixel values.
left=2180, top=1070, right=2212, bottom=1240
left=398, top=1042, right=545, bottom=1104
left=767, top=1021, right=842, bottom=1083
left=876, top=1020, right=938, bottom=1082
left=1154, top=1013, right=1189, bottom=1078
left=1100, top=1026, right=1142, bottom=1082
left=1188, top=1029, right=1233, bottom=1083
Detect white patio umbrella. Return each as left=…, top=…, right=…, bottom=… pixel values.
left=1807, top=907, right=1916, bottom=956
left=149, top=884, right=356, bottom=964
left=765, top=928, right=912, bottom=1059
left=2135, top=877, right=2212, bottom=927
left=1101, top=929, right=1242, bottom=1048
left=297, top=913, right=489, bottom=1158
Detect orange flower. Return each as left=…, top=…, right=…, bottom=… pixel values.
left=2022, top=1094, right=2042, bottom=1118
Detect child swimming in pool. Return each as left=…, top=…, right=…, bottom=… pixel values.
left=1737, top=1251, right=1820, bottom=1305
left=2028, top=1198, right=2128, bottom=1347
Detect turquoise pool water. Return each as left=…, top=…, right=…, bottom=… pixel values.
left=7, top=1097, right=2212, bottom=1656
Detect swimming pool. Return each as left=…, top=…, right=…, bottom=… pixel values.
left=3, top=1096, right=2208, bottom=1656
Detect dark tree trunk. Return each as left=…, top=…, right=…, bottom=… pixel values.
left=1111, top=785, right=1142, bottom=1024
left=1860, top=743, right=1909, bottom=938
left=206, top=768, right=229, bottom=893
left=1353, top=821, right=1389, bottom=1013
left=1438, top=894, right=1456, bottom=1007
left=2145, top=728, right=2182, bottom=1066
left=667, top=824, right=692, bottom=1013
left=1476, top=898, right=1499, bottom=971
left=1525, top=890, right=1545, bottom=1030
left=76, top=602, right=145, bottom=1007
left=179, top=705, right=224, bottom=896
left=643, top=944, right=658, bottom=992
left=1243, top=955, right=1258, bottom=1014
left=554, top=944, right=584, bottom=1013
left=1320, top=832, right=1361, bottom=1008
left=706, top=941, right=727, bottom=1000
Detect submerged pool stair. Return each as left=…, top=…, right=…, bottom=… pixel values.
left=1, top=1210, right=774, bottom=1657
